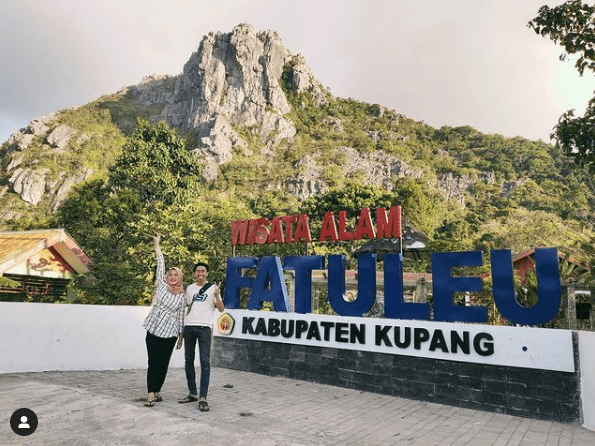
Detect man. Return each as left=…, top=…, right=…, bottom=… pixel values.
left=178, top=262, right=224, bottom=411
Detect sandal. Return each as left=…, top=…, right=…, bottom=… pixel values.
left=154, top=394, right=162, bottom=402
left=198, top=400, right=210, bottom=412
left=178, top=395, right=198, bottom=404
left=144, top=399, right=155, bottom=407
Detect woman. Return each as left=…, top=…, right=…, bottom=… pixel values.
left=142, top=233, right=185, bottom=407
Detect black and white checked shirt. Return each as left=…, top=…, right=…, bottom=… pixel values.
left=142, top=253, right=185, bottom=338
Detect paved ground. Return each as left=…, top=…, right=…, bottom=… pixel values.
left=1, top=367, right=595, bottom=446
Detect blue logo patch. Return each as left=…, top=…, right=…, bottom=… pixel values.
left=193, top=292, right=207, bottom=302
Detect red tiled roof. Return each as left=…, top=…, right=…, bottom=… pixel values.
left=0, top=229, right=91, bottom=275
left=512, top=246, right=588, bottom=271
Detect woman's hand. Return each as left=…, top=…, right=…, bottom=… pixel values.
left=154, top=232, right=162, bottom=255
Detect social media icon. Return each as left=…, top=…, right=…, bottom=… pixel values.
left=10, top=408, right=38, bottom=436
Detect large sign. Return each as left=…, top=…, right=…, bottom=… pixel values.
left=231, top=206, right=402, bottom=245
left=225, top=206, right=563, bottom=327
left=214, top=310, right=575, bottom=372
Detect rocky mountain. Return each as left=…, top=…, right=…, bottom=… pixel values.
left=1, top=23, right=593, bottom=258
left=0, top=23, right=423, bottom=215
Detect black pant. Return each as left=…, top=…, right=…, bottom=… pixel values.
left=183, top=325, right=212, bottom=398
left=145, top=331, right=177, bottom=393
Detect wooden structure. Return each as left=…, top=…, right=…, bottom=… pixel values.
left=512, top=247, right=589, bottom=282
left=0, top=229, right=91, bottom=302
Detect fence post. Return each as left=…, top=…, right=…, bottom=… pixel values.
left=567, top=284, right=577, bottom=330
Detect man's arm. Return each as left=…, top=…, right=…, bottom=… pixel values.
left=214, top=283, right=224, bottom=312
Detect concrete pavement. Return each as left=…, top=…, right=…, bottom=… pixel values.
left=2, top=367, right=595, bottom=446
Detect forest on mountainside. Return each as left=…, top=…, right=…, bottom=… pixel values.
left=2, top=95, right=593, bottom=315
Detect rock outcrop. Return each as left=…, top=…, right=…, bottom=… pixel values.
left=158, top=24, right=327, bottom=179
left=437, top=173, right=473, bottom=205
left=122, top=74, right=178, bottom=106
left=9, top=168, right=48, bottom=205
left=3, top=116, right=92, bottom=206
left=283, top=147, right=425, bottom=201
left=118, top=24, right=329, bottom=182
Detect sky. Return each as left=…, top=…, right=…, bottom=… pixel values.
left=2, top=0, right=595, bottom=144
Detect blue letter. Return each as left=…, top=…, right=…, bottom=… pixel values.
left=384, top=253, right=429, bottom=320
left=492, top=248, right=561, bottom=325
left=225, top=257, right=257, bottom=309
left=282, top=255, right=324, bottom=313
left=247, top=256, right=289, bottom=311
left=327, top=254, right=376, bottom=316
left=432, top=251, right=487, bottom=322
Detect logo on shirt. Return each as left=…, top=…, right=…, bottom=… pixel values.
left=192, top=292, right=208, bottom=302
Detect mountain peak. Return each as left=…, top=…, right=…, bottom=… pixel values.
left=128, top=23, right=329, bottom=175
left=1, top=24, right=331, bottom=209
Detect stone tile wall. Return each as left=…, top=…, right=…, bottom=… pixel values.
left=213, top=334, right=582, bottom=423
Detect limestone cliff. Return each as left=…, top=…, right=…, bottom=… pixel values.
left=0, top=23, right=516, bottom=218
left=124, top=24, right=328, bottom=181
left=1, top=24, right=330, bottom=210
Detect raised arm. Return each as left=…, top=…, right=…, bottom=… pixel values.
left=153, top=233, right=163, bottom=256
left=214, top=283, right=225, bottom=313
left=153, top=233, right=165, bottom=283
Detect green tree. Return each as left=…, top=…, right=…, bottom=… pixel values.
left=54, top=179, right=147, bottom=304
left=54, top=120, right=209, bottom=304
left=392, top=178, right=440, bottom=238
left=432, top=218, right=474, bottom=252
left=109, top=119, right=203, bottom=205
left=300, top=183, right=392, bottom=220
left=529, top=0, right=595, bottom=172
left=298, top=183, right=396, bottom=259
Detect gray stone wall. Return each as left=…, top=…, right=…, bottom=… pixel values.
left=212, top=334, right=582, bottom=423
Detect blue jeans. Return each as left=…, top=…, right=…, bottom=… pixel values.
left=183, top=325, right=212, bottom=398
